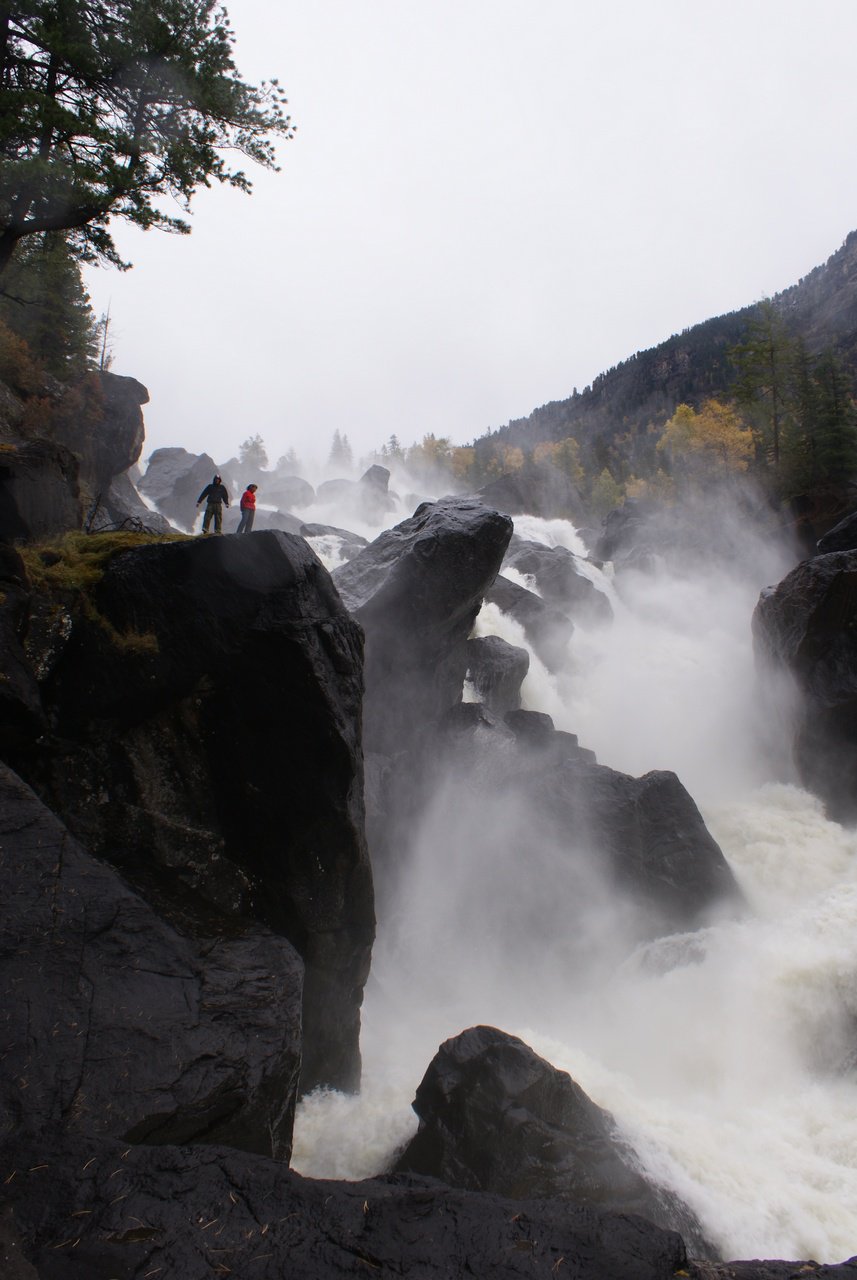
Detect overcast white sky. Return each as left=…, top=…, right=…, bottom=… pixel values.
left=84, top=0, right=857, bottom=473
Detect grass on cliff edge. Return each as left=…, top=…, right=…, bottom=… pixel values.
left=19, top=530, right=193, bottom=655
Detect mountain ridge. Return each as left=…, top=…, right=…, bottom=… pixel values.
left=481, top=230, right=857, bottom=459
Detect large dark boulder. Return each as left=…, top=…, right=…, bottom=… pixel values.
left=466, top=634, right=529, bottom=714
left=0, top=436, right=82, bottom=541
left=394, top=1026, right=712, bottom=1253
left=10, top=530, right=374, bottom=1094
left=485, top=574, right=574, bottom=670
left=0, top=762, right=302, bottom=1158
left=753, top=550, right=857, bottom=821
left=333, top=497, right=513, bottom=753
left=503, top=539, right=613, bottom=626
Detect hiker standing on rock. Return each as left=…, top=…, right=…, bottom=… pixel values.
left=196, top=474, right=230, bottom=535
left=237, top=483, right=258, bottom=534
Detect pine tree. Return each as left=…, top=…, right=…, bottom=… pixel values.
left=0, top=0, right=296, bottom=275
left=0, top=231, right=98, bottom=377
left=239, top=433, right=268, bottom=469
left=813, top=349, right=857, bottom=485
left=730, top=300, right=797, bottom=468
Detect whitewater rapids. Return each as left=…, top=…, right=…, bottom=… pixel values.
left=296, top=507, right=857, bottom=1264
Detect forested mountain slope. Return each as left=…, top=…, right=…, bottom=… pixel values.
left=483, top=230, right=857, bottom=462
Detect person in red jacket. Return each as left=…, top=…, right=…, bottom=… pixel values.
left=237, top=483, right=258, bottom=534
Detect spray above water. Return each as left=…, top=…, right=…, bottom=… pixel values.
left=293, top=498, right=857, bottom=1264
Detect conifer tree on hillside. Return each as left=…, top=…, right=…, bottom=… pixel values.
left=810, top=349, right=857, bottom=486
left=0, top=231, right=98, bottom=376
left=328, top=430, right=353, bottom=471
left=0, top=0, right=295, bottom=277
left=730, top=300, right=797, bottom=468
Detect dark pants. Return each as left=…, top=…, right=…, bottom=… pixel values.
left=237, top=508, right=255, bottom=534
left=202, top=501, right=223, bottom=534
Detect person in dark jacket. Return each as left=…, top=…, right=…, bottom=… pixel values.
left=236, top=483, right=258, bottom=534
left=196, top=474, right=230, bottom=534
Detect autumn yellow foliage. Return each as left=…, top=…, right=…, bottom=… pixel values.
left=657, top=400, right=753, bottom=474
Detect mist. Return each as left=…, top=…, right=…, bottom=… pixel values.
left=287, top=484, right=857, bottom=1262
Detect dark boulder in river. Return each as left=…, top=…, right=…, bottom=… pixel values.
left=503, top=538, right=613, bottom=626
left=485, top=573, right=574, bottom=671
left=333, top=496, right=513, bottom=753
left=465, top=633, right=530, bottom=714
left=753, top=549, right=857, bottom=822
left=394, top=1025, right=714, bottom=1255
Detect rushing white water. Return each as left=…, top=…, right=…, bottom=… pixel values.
left=292, top=508, right=857, bottom=1264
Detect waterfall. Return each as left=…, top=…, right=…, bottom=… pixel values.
left=293, top=511, right=857, bottom=1264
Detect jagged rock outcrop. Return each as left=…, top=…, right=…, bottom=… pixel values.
left=485, top=574, right=574, bottom=670
left=465, top=634, right=529, bottom=714
left=78, top=372, right=149, bottom=495
left=0, top=763, right=302, bottom=1157
left=333, top=497, right=513, bottom=753
left=394, top=1026, right=712, bottom=1254
left=753, top=550, right=857, bottom=821
left=503, top=538, right=613, bottom=625
left=8, top=530, right=374, bottom=1094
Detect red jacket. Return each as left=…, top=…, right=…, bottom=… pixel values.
left=240, top=488, right=256, bottom=510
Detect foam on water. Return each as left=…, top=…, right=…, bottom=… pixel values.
left=292, top=509, right=857, bottom=1263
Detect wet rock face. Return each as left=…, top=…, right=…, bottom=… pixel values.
left=503, top=539, right=613, bottom=626
left=484, top=574, right=574, bottom=671
left=333, top=497, right=513, bottom=753
left=753, top=549, right=857, bottom=821
left=394, top=1026, right=713, bottom=1254
left=11, top=530, right=374, bottom=1095
left=0, top=763, right=303, bottom=1158
left=0, top=1131, right=692, bottom=1280
left=465, top=634, right=529, bottom=714
left=0, top=437, right=82, bottom=541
